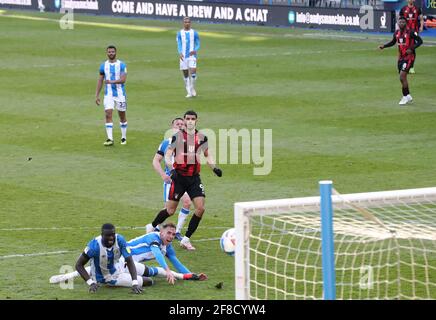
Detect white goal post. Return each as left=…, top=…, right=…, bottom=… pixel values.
left=234, top=183, right=436, bottom=300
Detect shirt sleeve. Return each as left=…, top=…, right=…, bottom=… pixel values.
left=150, top=245, right=169, bottom=270
left=99, top=63, right=105, bottom=76
left=169, top=133, right=178, bottom=149
left=120, top=62, right=127, bottom=75
left=157, top=139, right=169, bottom=156
left=177, top=31, right=183, bottom=55
left=83, top=239, right=97, bottom=259
left=117, top=235, right=132, bottom=259
left=194, top=31, right=200, bottom=52
left=166, top=244, right=190, bottom=274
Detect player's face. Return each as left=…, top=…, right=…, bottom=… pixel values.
left=172, top=119, right=185, bottom=133
left=408, top=0, right=414, bottom=5
left=398, top=19, right=406, bottom=29
left=160, top=227, right=176, bottom=245
left=183, top=19, right=191, bottom=30
left=184, top=115, right=197, bottom=131
left=106, top=48, right=116, bottom=61
left=101, top=229, right=116, bottom=247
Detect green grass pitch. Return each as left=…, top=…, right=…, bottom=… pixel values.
left=0, top=9, right=435, bottom=300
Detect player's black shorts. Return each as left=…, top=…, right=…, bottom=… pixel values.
left=398, top=56, right=415, bottom=73
left=168, top=172, right=205, bottom=201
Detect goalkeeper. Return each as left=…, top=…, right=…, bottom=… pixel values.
left=50, top=223, right=207, bottom=286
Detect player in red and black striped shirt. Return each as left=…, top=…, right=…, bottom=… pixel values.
left=379, top=16, right=422, bottom=105
left=399, top=0, right=424, bottom=73
left=147, top=110, right=222, bottom=251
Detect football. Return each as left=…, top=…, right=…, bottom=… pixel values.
left=220, top=228, right=236, bottom=256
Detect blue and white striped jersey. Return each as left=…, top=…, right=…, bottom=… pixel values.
left=99, top=60, right=127, bottom=100
left=177, top=29, right=200, bottom=58
left=84, top=234, right=131, bottom=284
left=156, top=137, right=173, bottom=176
left=127, top=232, right=190, bottom=273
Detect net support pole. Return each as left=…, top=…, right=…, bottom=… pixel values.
left=319, top=180, right=336, bottom=300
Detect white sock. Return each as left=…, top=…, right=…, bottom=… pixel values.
left=176, top=207, right=190, bottom=234
left=184, top=77, right=190, bottom=94
left=155, top=267, right=184, bottom=280
left=105, top=123, right=113, bottom=140
left=120, top=122, right=127, bottom=139
left=190, top=73, right=197, bottom=92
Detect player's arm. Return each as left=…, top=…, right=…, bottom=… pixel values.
left=125, top=256, right=142, bottom=294
left=75, top=253, right=98, bottom=293
left=165, top=134, right=177, bottom=172
left=379, top=33, right=396, bottom=50
left=150, top=245, right=176, bottom=284
left=409, top=32, right=423, bottom=53
left=201, top=136, right=222, bottom=177
left=105, top=73, right=127, bottom=85
left=153, top=153, right=171, bottom=184
left=95, top=74, right=104, bottom=106
left=177, top=31, right=183, bottom=60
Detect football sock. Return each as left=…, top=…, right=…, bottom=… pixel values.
left=402, top=87, right=410, bottom=96
left=143, top=266, right=159, bottom=277
left=176, top=208, right=190, bottom=233
left=152, top=209, right=170, bottom=228
left=190, top=73, right=197, bottom=90
left=183, top=76, right=190, bottom=93
left=120, top=122, right=127, bottom=139
left=105, top=123, right=113, bottom=140
left=185, top=214, right=202, bottom=238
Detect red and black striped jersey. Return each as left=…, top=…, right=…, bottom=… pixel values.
left=170, top=129, right=208, bottom=176
left=400, top=5, right=422, bottom=32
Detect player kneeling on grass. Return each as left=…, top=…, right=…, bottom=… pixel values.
left=50, top=223, right=207, bottom=289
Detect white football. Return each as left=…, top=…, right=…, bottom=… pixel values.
left=220, top=228, right=236, bottom=256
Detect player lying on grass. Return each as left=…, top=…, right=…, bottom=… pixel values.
left=49, top=223, right=207, bottom=291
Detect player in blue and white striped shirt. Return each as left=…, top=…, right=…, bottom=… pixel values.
left=150, top=117, right=192, bottom=241
left=95, top=45, right=128, bottom=146
left=50, top=223, right=207, bottom=287
left=74, top=223, right=147, bottom=294
left=177, top=17, right=200, bottom=98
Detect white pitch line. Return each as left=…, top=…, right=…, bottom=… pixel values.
left=0, top=250, right=75, bottom=260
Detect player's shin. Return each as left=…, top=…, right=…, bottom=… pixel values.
left=176, top=208, right=190, bottom=233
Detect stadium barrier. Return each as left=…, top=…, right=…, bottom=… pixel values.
left=0, top=0, right=394, bottom=31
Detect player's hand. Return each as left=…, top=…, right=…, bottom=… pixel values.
left=131, top=284, right=143, bottom=294
left=95, top=97, right=101, bottom=105
left=189, top=51, right=196, bottom=56
left=378, top=45, right=384, bottom=50
left=179, top=54, right=184, bottom=61
left=169, top=169, right=177, bottom=180
left=88, top=282, right=98, bottom=293
left=162, top=174, right=172, bottom=184
left=213, top=168, right=222, bottom=177
left=105, top=80, right=113, bottom=84
left=406, top=49, right=413, bottom=55
left=166, top=270, right=176, bottom=285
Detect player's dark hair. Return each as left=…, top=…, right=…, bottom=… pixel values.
left=398, top=16, right=406, bottom=21
left=101, top=223, right=115, bottom=232
left=107, top=45, right=117, bottom=51
left=162, top=222, right=176, bottom=229
left=171, top=117, right=184, bottom=124
left=184, top=110, right=197, bottom=119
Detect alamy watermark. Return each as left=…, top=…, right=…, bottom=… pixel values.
left=164, top=128, right=272, bottom=175
left=59, top=8, right=74, bottom=30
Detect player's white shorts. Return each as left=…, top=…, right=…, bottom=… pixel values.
left=104, top=96, right=127, bottom=112
left=105, top=260, right=146, bottom=287
left=180, top=56, right=197, bottom=70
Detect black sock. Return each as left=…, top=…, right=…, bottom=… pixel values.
left=185, top=214, right=202, bottom=238
left=402, top=87, right=409, bottom=96
left=152, top=209, right=170, bottom=228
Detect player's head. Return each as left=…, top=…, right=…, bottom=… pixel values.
left=171, top=117, right=185, bottom=133
left=183, top=17, right=191, bottom=30
left=159, top=222, right=176, bottom=245
left=398, top=16, right=407, bottom=29
left=407, top=0, right=415, bottom=5
left=106, top=45, right=117, bottom=61
left=184, top=110, right=197, bottom=131
left=101, top=223, right=116, bottom=247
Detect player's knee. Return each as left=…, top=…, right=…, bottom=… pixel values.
left=182, top=197, right=191, bottom=209
left=196, top=206, right=205, bottom=216
left=166, top=207, right=176, bottom=215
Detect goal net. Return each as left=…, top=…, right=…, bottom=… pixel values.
left=234, top=186, right=436, bottom=300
